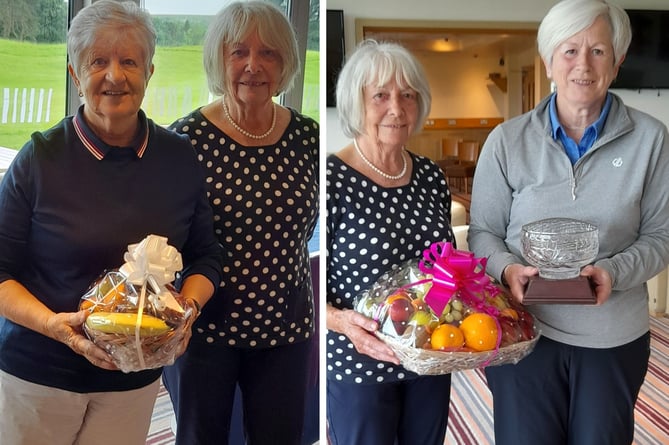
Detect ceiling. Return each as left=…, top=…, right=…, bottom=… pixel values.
left=362, top=29, right=537, bottom=58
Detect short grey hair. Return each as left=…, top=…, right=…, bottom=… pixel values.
left=67, top=0, right=156, bottom=79
left=537, top=0, right=631, bottom=68
left=203, top=1, right=300, bottom=97
left=335, top=39, right=432, bottom=139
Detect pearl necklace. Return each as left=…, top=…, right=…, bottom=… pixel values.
left=222, top=98, right=276, bottom=140
left=353, top=139, right=407, bottom=180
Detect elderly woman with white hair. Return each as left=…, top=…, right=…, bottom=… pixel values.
left=163, top=2, right=319, bottom=444
left=326, top=39, right=455, bottom=445
left=468, top=0, right=669, bottom=443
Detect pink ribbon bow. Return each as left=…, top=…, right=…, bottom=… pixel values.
left=419, top=242, right=500, bottom=320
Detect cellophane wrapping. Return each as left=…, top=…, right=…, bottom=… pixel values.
left=353, top=242, right=540, bottom=375
left=80, top=235, right=196, bottom=373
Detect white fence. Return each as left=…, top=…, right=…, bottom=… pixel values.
left=2, top=87, right=53, bottom=124
left=1, top=84, right=318, bottom=126
left=143, top=85, right=212, bottom=122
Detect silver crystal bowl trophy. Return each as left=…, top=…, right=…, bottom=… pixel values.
left=520, top=218, right=598, bottom=304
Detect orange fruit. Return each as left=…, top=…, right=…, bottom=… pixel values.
left=385, top=291, right=410, bottom=305
left=459, top=313, right=499, bottom=351
left=99, top=283, right=125, bottom=307
left=430, top=323, right=465, bottom=350
left=500, top=308, right=519, bottom=320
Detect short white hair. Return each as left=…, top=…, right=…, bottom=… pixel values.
left=537, top=0, right=631, bottom=68
left=335, top=40, right=432, bottom=139
left=67, top=0, right=156, bottom=78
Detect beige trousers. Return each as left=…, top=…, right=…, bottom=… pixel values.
left=0, top=370, right=160, bottom=445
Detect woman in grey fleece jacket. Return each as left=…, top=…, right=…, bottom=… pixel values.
left=469, top=1, right=669, bottom=444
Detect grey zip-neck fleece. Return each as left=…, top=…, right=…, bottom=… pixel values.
left=469, top=93, right=669, bottom=348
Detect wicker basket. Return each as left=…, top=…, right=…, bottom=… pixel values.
left=376, top=330, right=540, bottom=375
left=84, top=325, right=183, bottom=373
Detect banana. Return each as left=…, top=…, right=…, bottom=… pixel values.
left=85, top=312, right=171, bottom=336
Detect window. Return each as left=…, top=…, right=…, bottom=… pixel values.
left=0, top=0, right=69, bottom=151
left=141, top=0, right=319, bottom=125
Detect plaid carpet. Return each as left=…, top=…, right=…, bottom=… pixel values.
left=147, top=316, right=668, bottom=444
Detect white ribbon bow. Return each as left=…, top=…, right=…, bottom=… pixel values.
left=120, top=234, right=182, bottom=286
left=119, top=234, right=184, bottom=313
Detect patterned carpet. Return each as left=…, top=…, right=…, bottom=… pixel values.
left=146, top=383, right=176, bottom=444
left=147, top=315, right=669, bottom=444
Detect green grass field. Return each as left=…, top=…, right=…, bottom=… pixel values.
left=0, top=39, right=319, bottom=150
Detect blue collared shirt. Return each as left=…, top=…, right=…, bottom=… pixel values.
left=549, top=92, right=612, bottom=165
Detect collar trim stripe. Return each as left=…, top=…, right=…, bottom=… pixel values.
left=136, top=121, right=149, bottom=158
left=73, top=114, right=149, bottom=160
left=73, top=114, right=105, bottom=160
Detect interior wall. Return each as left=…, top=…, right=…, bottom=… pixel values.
left=419, top=53, right=505, bottom=118
left=325, top=0, right=669, bottom=154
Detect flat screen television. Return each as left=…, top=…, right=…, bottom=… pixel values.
left=613, top=10, right=669, bottom=89
left=327, top=10, right=345, bottom=107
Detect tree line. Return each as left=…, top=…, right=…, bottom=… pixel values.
left=0, top=0, right=318, bottom=50
left=0, top=0, right=67, bottom=43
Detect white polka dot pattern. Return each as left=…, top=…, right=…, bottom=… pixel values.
left=326, top=153, right=453, bottom=383
left=171, top=108, right=319, bottom=349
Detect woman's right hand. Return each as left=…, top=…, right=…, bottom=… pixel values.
left=326, top=306, right=400, bottom=365
left=46, top=310, right=118, bottom=370
left=502, top=263, right=539, bottom=304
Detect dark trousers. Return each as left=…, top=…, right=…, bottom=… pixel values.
left=327, top=374, right=452, bottom=445
left=162, top=339, right=311, bottom=445
left=485, top=332, right=650, bottom=445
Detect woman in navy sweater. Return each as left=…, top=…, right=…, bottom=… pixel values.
left=0, top=1, right=221, bottom=444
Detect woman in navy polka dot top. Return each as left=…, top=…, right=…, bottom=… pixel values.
left=161, top=3, right=319, bottom=444
left=326, top=40, right=455, bottom=445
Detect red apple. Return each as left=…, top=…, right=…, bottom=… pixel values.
left=393, top=320, right=408, bottom=336
left=389, top=298, right=413, bottom=322
left=388, top=298, right=414, bottom=336
left=516, top=309, right=536, bottom=341
left=498, top=317, right=523, bottom=347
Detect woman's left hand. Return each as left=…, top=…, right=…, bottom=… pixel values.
left=172, top=298, right=200, bottom=358
left=580, top=265, right=612, bottom=305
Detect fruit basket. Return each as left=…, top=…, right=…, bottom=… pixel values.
left=354, top=242, right=540, bottom=375
left=80, top=235, right=197, bottom=373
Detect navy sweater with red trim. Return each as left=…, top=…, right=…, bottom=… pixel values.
left=0, top=107, right=222, bottom=392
